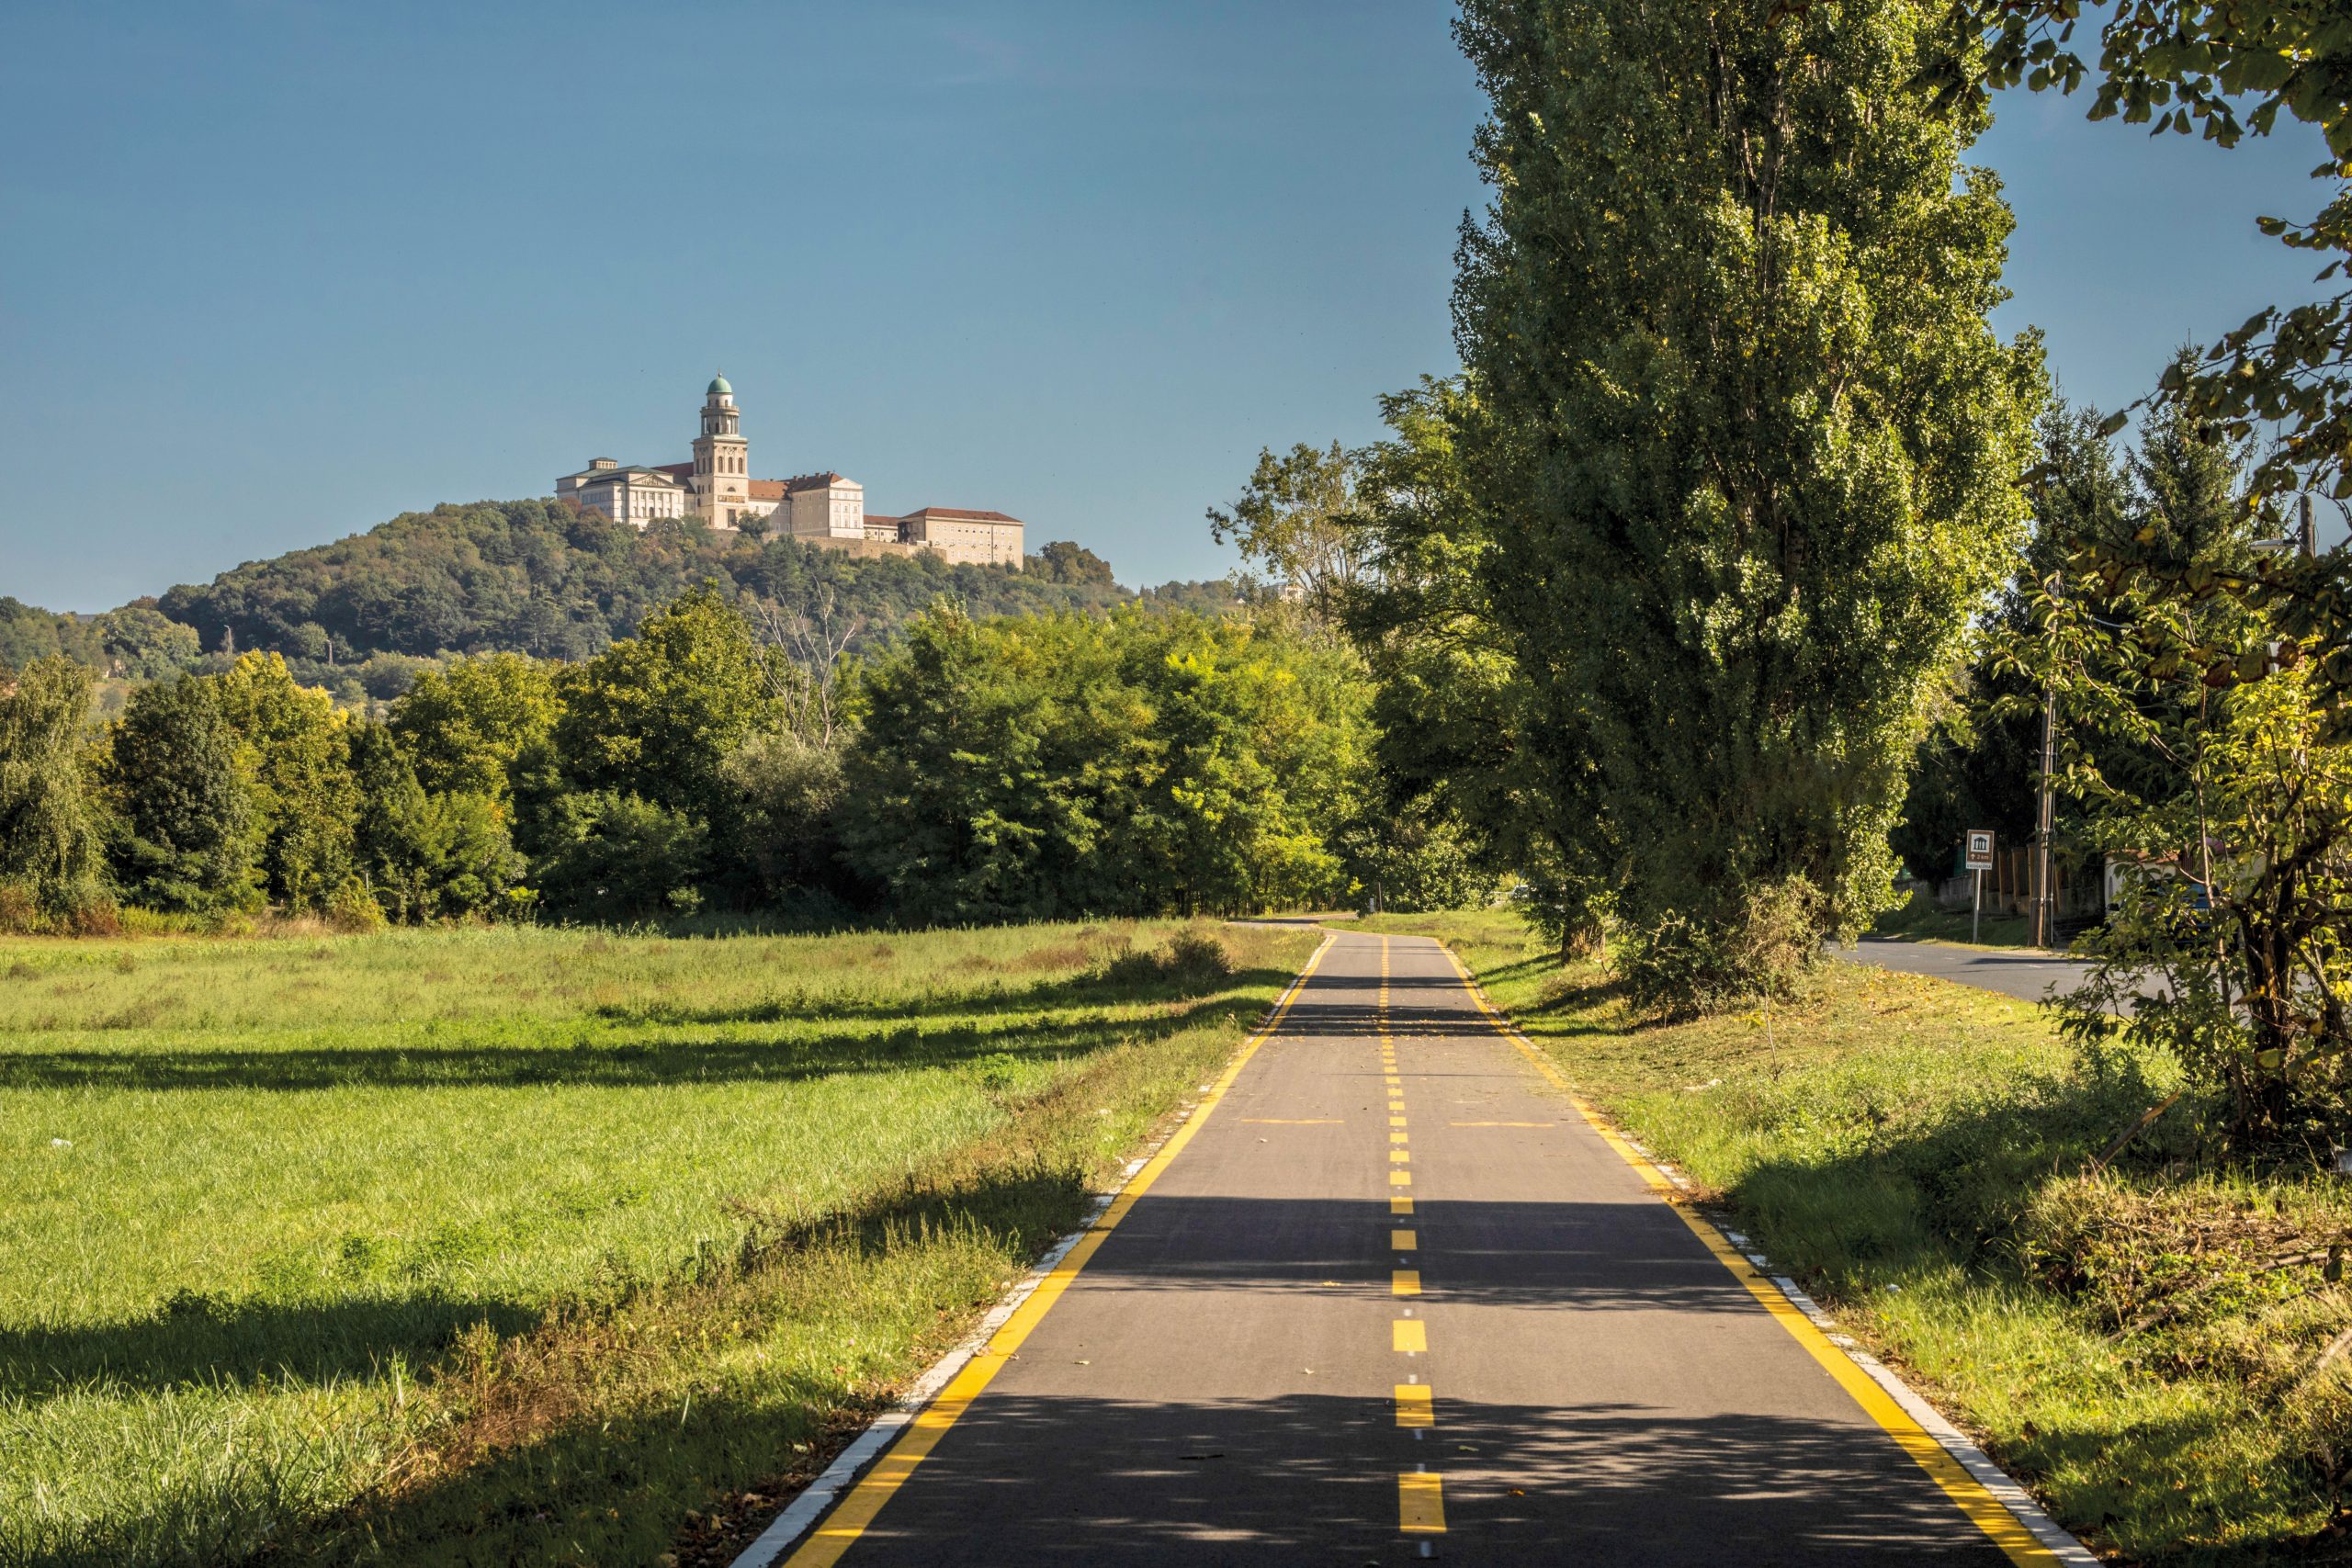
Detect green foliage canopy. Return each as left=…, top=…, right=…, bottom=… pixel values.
left=0, top=658, right=104, bottom=908
left=103, top=675, right=258, bottom=912
left=1452, top=0, right=2043, bottom=1001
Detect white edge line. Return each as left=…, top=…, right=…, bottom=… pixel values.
left=1446, top=966, right=2101, bottom=1568
left=1763, top=1272, right=2102, bottom=1566
left=726, top=931, right=1335, bottom=1568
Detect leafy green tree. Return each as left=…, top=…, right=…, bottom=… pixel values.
left=1136, top=614, right=1369, bottom=913
left=841, top=604, right=1369, bottom=921
left=91, top=603, right=201, bottom=680
left=719, top=729, right=850, bottom=904
left=1335, top=807, right=1493, bottom=914
left=1949, top=0, right=2350, bottom=502
left=212, top=653, right=359, bottom=910
left=1029, top=541, right=1117, bottom=587
left=0, top=657, right=105, bottom=909
left=103, top=675, right=257, bottom=911
left=840, top=607, right=1150, bottom=922
left=1341, top=375, right=1621, bottom=952
left=349, top=723, right=525, bottom=922
left=1893, top=396, right=2138, bottom=879
left=2046, top=617, right=2351, bottom=1144
left=1452, top=0, right=2042, bottom=1005
left=554, top=586, right=779, bottom=824
left=532, top=791, right=710, bottom=919
left=1207, top=442, right=1374, bottom=615
left=0, top=601, right=101, bottom=673
left=389, top=652, right=560, bottom=805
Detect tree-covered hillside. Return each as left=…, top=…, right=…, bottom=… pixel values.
left=6, top=501, right=1235, bottom=697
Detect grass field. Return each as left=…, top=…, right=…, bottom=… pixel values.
left=0, top=919, right=1317, bottom=1567
left=1362, top=908, right=2352, bottom=1566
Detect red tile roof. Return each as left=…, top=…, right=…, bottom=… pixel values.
left=747, top=479, right=788, bottom=501
left=902, top=507, right=1022, bottom=523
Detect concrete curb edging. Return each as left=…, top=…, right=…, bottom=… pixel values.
left=726, top=939, right=1333, bottom=1568
left=1447, top=964, right=2102, bottom=1567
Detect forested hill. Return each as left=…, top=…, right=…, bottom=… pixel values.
left=6, top=500, right=1235, bottom=697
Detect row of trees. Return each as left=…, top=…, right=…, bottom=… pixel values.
left=6, top=501, right=1206, bottom=708
left=148, top=502, right=1194, bottom=684
left=0, top=588, right=1480, bottom=932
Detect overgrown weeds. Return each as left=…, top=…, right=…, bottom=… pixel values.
left=1097, top=926, right=1235, bottom=994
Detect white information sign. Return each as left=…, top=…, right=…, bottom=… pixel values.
left=1964, top=829, right=1995, bottom=871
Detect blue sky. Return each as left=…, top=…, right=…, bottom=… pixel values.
left=0, top=1, right=2335, bottom=612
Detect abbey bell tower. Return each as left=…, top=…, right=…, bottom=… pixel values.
left=691, top=371, right=751, bottom=525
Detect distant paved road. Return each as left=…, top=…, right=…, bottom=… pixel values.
left=763, top=931, right=2048, bottom=1565
left=1827, top=938, right=2103, bottom=1007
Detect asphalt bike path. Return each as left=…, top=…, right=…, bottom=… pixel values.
left=775, top=931, right=2043, bottom=1565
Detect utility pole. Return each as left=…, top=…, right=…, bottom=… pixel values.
left=2032, top=571, right=2060, bottom=949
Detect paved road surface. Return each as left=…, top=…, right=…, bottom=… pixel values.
left=1827, top=938, right=2103, bottom=1007
left=777, top=931, right=2033, bottom=1565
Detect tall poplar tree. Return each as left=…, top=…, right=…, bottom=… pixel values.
left=1453, top=0, right=2042, bottom=1004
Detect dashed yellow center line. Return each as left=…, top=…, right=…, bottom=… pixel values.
left=1392, top=1269, right=1421, bottom=1296
left=1389, top=1115, right=1408, bottom=1127
left=1393, top=1317, right=1427, bottom=1353
left=1399, top=1472, right=1445, bottom=1533
left=1391, top=1229, right=1417, bottom=1250
left=1391, top=1196, right=1414, bottom=1215
left=1390, top=1132, right=1409, bottom=1145
left=1390, top=1170, right=1413, bottom=1187
left=1390, top=1150, right=1411, bottom=1164
left=1394, top=1383, right=1435, bottom=1427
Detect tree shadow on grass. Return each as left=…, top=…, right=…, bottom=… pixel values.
left=0, top=980, right=1297, bottom=1094
left=1, top=1159, right=1099, bottom=1412
left=0, top=1290, right=540, bottom=1404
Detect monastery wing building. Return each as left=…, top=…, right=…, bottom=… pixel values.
left=553, top=375, right=1023, bottom=569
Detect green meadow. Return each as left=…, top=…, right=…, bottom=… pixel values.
left=0, top=919, right=1316, bottom=1567
left=1365, top=909, right=2352, bottom=1567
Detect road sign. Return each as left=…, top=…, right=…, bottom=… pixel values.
left=1964, top=829, right=1994, bottom=871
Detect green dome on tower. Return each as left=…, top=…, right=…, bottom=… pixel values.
left=707, top=371, right=731, bottom=396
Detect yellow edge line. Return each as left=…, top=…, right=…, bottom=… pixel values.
left=781, top=931, right=1340, bottom=1568
left=1432, top=942, right=2059, bottom=1568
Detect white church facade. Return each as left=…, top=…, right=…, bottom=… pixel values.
left=555, top=375, right=1023, bottom=569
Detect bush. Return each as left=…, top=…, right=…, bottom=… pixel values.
left=1100, top=928, right=1235, bottom=994
left=1618, top=878, right=1825, bottom=1017
left=531, top=791, right=710, bottom=920
left=327, top=879, right=390, bottom=933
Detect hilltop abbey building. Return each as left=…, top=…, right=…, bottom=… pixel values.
left=554, top=375, right=1024, bottom=569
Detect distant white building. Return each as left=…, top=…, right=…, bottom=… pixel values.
left=556, top=375, right=1024, bottom=568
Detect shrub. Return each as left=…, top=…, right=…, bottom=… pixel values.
left=1618, top=877, right=1824, bottom=1017
left=1101, top=928, right=1235, bottom=994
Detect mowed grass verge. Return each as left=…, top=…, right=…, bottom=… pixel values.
left=0, top=919, right=1317, bottom=1567
left=1359, top=909, right=2352, bottom=1566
